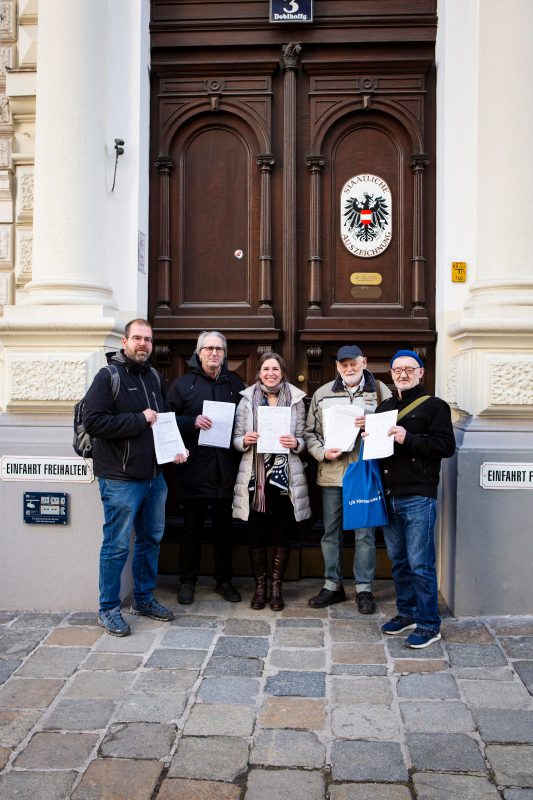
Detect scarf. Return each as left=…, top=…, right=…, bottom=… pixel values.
left=250, top=381, right=291, bottom=513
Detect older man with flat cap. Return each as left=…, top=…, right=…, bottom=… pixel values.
left=374, top=349, right=455, bottom=648
left=304, top=345, right=391, bottom=613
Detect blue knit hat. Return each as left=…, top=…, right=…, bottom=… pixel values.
left=390, top=349, right=424, bottom=368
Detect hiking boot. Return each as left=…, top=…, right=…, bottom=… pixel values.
left=307, top=586, right=346, bottom=608
left=356, top=591, right=376, bottom=615
left=98, top=606, right=130, bottom=637
left=130, top=598, right=174, bottom=621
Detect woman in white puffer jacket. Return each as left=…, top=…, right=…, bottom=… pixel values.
left=233, top=352, right=311, bottom=611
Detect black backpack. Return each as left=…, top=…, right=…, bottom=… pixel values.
left=73, top=365, right=120, bottom=458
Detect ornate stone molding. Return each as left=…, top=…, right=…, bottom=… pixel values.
left=490, top=360, right=533, bottom=406
left=17, top=167, right=34, bottom=219
left=15, top=227, right=32, bottom=283
left=0, top=224, right=11, bottom=262
left=446, top=361, right=457, bottom=405
left=452, top=350, right=533, bottom=418
left=0, top=2, right=15, bottom=36
left=10, top=358, right=86, bottom=401
left=0, top=46, right=13, bottom=76
left=0, top=138, right=10, bottom=167
left=0, top=272, right=10, bottom=305
left=0, top=93, right=10, bottom=123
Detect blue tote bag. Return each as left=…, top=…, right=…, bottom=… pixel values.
left=342, top=444, right=388, bottom=529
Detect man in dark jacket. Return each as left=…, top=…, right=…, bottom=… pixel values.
left=168, top=330, right=245, bottom=605
left=83, top=319, right=188, bottom=636
left=375, top=350, right=455, bottom=649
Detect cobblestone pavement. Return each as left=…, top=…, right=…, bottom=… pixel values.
left=1, top=578, right=532, bottom=800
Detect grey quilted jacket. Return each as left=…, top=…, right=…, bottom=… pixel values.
left=232, top=383, right=312, bottom=522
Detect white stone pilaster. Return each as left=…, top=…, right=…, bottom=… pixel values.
left=24, top=0, right=114, bottom=306
left=448, top=0, right=533, bottom=417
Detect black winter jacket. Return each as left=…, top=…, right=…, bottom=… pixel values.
left=375, top=384, right=456, bottom=499
left=167, top=354, right=245, bottom=498
left=83, top=351, right=167, bottom=481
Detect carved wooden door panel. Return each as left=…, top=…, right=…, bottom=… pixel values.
left=149, top=46, right=436, bottom=391
left=150, top=64, right=280, bottom=385
left=149, top=1, right=437, bottom=576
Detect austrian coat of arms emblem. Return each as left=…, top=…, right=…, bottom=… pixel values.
left=341, top=174, right=392, bottom=258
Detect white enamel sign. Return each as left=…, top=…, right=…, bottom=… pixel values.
left=341, top=174, right=392, bottom=258
left=480, top=463, right=533, bottom=490
left=1, top=456, right=94, bottom=483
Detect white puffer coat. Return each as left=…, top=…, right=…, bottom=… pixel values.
left=232, top=383, right=312, bottom=522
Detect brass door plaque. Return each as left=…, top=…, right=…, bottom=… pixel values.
left=350, top=272, right=383, bottom=286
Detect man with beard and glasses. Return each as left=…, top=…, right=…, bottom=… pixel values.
left=304, top=345, right=391, bottom=613
left=83, top=319, right=188, bottom=636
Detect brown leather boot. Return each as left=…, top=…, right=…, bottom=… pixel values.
left=270, top=546, right=291, bottom=611
left=249, top=548, right=268, bottom=610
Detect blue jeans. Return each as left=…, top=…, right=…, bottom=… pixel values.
left=383, top=494, right=440, bottom=633
left=321, top=486, right=376, bottom=592
left=98, top=473, right=168, bottom=611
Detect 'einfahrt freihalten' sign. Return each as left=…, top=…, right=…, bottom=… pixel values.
left=480, top=462, right=533, bottom=490
left=1, top=456, right=94, bottom=483
left=270, top=0, right=313, bottom=23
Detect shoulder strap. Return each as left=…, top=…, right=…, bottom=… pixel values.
left=149, top=366, right=161, bottom=390
left=105, top=364, right=121, bottom=401
left=397, top=395, right=430, bottom=422
left=376, top=381, right=382, bottom=405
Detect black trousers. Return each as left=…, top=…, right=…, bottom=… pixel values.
left=248, top=486, right=295, bottom=550
left=179, top=498, right=234, bottom=585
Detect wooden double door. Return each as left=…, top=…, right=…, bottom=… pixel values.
left=149, top=1, right=437, bottom=575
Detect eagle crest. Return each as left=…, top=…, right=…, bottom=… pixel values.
left=343, top=192, right=390, bottom=243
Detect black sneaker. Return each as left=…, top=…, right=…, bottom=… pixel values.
left=177, top=583, right=195, bottom=605
left=215, top=582, right=242, bottom=602
left=356, top=591, right=376, bottom=615
left=381, top=615, right=416, bottom=635
left=307, top=586, right=347, bottom=608
left=130, top=598, right=174, bottom=621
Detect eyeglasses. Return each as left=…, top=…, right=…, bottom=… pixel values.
left=130, top=335, right=153, bottom=344
left=391, top=367, right=420, bottom=376
left=202, top=346, right=225, bottom=354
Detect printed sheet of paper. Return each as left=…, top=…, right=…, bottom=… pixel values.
left=362, top=410, right=398, bottom=460
left=152, top=412, right=187, bottom=464
left=323, top=405, right=364, bottom=451
left=198, top=400, right=236, bottom=449
left=257, top=406, right=292, bottom=454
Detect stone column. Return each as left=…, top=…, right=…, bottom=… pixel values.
left=0, top=0, right=148, bottom=610
left=25, top=0, right=114, bottom=306
left=444, top=0, right=533, bottom=614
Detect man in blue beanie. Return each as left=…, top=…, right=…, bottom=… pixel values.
left=373, top=350, right=455, bottom=648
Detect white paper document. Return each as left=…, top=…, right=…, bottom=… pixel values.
left=198, top=400, right=236, bottom=449
left=362, top=410, right=398, bottom=460
left=323, top=405, right=364, bottom=451
left=256, top=406, right=292, bottom=454
left=152, top=412, right=187, bottom=464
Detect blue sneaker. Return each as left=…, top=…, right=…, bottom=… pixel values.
left=405, top=628, right=442, bottom=649
left=130, top=598, right=174, bottom=621
left=98, top=606, right=131, bottom=637
left=381, top=615, right=416, bottom=636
